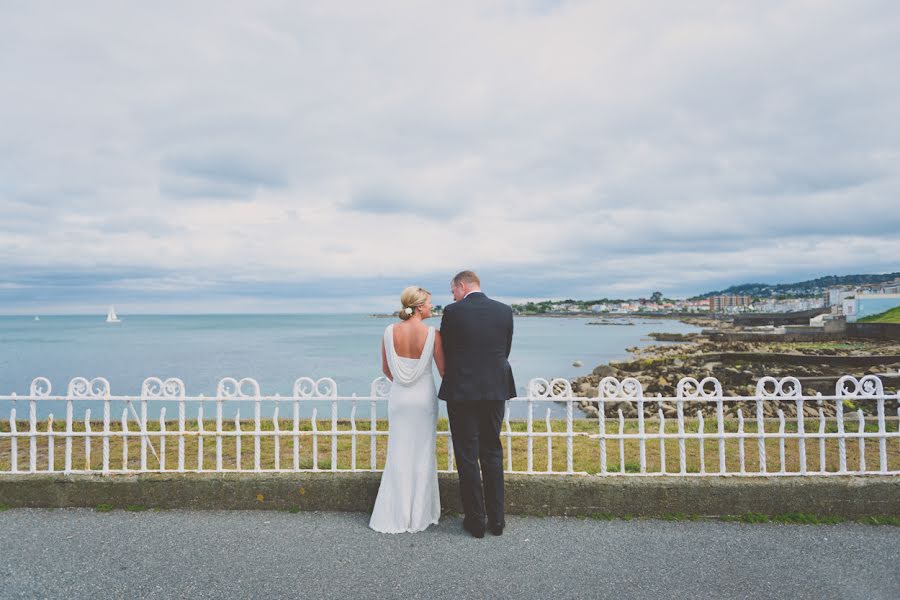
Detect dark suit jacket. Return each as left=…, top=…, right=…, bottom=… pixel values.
left=438, top=292, right=516, bottom=402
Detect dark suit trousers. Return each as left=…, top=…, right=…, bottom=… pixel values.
left=446, top=400, right=506, bottom=526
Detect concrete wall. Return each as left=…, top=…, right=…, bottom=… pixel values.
left=732, top=309, right=828, bottom=327
left=1, top=473, right=897, bottom=518
left=846, top=323, right=900, bottom=340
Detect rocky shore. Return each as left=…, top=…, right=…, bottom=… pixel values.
left=572, top=335, right=900, bottom=419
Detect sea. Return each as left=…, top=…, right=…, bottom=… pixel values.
left=0, top=314, right=700, bottom=419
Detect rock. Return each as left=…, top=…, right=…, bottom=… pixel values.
left=573, top=360, right=584, bottom=368
left=592, top=365, right=618, bottom=378
left=672, top=358, right=685, bottom=368
left=616, top=400, right=634, bottom=413
left=582, top=405, right=600, bottom=418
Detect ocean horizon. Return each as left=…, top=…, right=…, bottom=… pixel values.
left=0, top=314, right=700, bottom=419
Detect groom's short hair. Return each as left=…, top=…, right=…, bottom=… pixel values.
left=452, top=270, right=480, bottom=287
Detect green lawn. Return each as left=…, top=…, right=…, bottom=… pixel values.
left=858, top=306, right=900, bottom=323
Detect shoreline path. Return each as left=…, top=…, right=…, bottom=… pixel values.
left=1, top=509, right=896, bottom=599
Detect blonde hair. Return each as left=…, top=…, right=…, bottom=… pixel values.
left=399, top=286, right=431, bottom=321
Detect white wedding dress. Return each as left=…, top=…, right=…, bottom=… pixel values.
left=369, top=324, right=441, bottom=533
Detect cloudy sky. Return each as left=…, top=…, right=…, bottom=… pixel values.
left=1, top=1, right=899, bottom=314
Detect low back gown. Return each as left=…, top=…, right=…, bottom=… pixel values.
left=369, top=324, right=441, bottom=533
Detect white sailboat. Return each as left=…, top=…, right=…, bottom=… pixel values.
left=106, top=305, right=121, bottom=323
left=34, top=316, right=40, bottom=321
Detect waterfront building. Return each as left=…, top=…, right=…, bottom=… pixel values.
left=708, top=295, right=752, bottom=312
left=826, top=286, right=858, bottom=314
left=845, top=293, right=900, bottom=323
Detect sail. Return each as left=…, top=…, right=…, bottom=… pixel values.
left=106, top=305, right=121, bottom=323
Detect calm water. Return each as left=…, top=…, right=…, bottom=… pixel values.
left=0, top=314, right=699, bottom=418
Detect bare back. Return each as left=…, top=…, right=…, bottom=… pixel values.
left=392, top=321, right=431, bottom=359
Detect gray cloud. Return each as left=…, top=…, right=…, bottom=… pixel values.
left=343, top=190, right=461, bottom=219
left=1, top=1, right=899, bottom=313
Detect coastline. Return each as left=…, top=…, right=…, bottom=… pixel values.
left=572, top=328, right=900, bottom=419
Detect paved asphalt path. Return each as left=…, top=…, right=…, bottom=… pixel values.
left=0, top=509, right=897, bottom=599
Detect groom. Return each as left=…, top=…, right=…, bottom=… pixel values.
left=439, top=270, right=516, bottom=538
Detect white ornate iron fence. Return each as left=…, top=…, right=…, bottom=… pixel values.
left=0, top=375, right=897, bottom=476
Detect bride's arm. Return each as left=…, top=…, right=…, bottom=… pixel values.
left=433, top=330, right=445, bottom=378
left=381, top=339, right=393, bottom=381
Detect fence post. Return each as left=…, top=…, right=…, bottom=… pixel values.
left=29, top=392, right=37, bottom=473
left=102, top=389, right=110, bottom=474
left=311, top=408, right=319, bottom=471
left=658, top=409, right=666, bottom=475
left=369, top=396, right=377, bottom=472
left=598, top=394, right=606, bottom=476
left=796, top=397, right=806, bottom=475
left=676, top=396, right=685, bottom=475
left=234, top=410, right=242, bottom=470
left=47, top=414, right=55, bottom=472
left=697, top=411, right=705, bottom=475
left=617, top=409, right=625, bottom=474
left=121, top=408, right=129, bottom=471
left=159, top=407, right=167, bottom=471
left=294, top=394, right=301, bottom=472
left=857, top=409, right=866, bottom=473
left=836, top=391, right=846, bottom=474
left=777, top=409, right=786, bottom=474
left=273, top=402, right=281, bottom=471
left=65, top=393, right=73, bottom=474
left=216, top=389, right=224, bottom=472
left=527, top=391, right=534, bottom=474
left=350, top=401, right=357, bottom=471
left=330, top=397, right=337, bottom=472
left=84, top=409, right=91, bottom=471
left=545, top=408, right=553, bottom=473
left=817, top=408, right=826, bottom=473
left=140, top=392, right=148, bottom=472
left=638, top=392, right=647, bottom=474
left=716, top=396, right=725, bottom=474
left=876, top=396, right=887, bottom=474
left=756, top=398, right=766, bottom=474
left=564, top=382, right=573, bottom=474
left=9, top=408, right=17, bottom=473
left=197, top=402, right=205, bottom=471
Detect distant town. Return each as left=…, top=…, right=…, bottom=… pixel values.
left=510, top=272, right=900, bottom=323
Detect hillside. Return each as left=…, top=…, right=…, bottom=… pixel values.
left=692, top=272, right=900, bottom=300
left=858, top=306, right=900, bottom=324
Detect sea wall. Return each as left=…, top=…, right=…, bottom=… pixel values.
left=1, top=473, right=897, bottom=518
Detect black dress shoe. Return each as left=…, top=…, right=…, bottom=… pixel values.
left=488, top=521, right=505, bottom=536
left=463, top=519, right=485, bottom=539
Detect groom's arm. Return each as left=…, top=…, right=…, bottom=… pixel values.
left=439, top=304, right=455, bottom=366
left=505, top=306, right=514, bottom=358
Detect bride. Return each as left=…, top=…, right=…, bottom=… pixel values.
left=369, top=286, right=445, bottom=533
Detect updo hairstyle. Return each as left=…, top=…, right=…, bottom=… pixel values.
left=399, top=286, right=430, bottom=321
